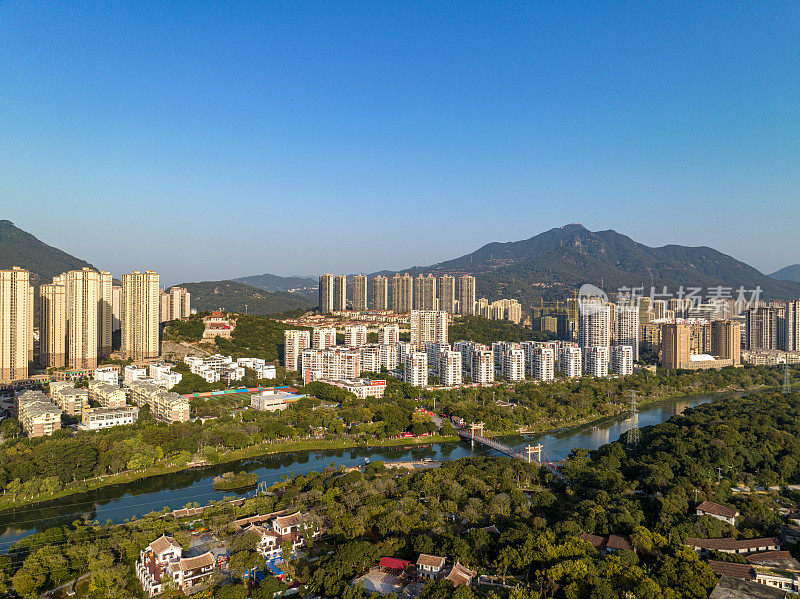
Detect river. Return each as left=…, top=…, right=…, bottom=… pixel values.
left=0, top=393, right=715, bottom=549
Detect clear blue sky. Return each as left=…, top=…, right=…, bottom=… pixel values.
left=1, top=2, right=798, bottom=286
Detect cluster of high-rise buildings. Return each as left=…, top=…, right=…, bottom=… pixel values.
left=0, top=266, right=191, bottom=384
left=318, top=273, right=477, bottom=315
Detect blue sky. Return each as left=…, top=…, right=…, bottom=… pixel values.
left=1, top=2, right=798, bottom=286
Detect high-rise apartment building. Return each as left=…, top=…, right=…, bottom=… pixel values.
left=439, top=275, right=456, bottom=314
left=578, top=301, right=611, bottom=350
left=652, top=299, right=667, bottom=320
left=352, top=275, right=368, bottom=312
left=502, top=346, right=525, bottom=382
left=121, top=270, right=160, bottom=361
left=459, top=275, right=476, bottom=315
left=333, top=275, right=347, bottom=312
left=318, top=274, right=334, bottom=314
left=161, top=287, right=191, bottom=322
left=379, top=344, right=399, bottom=370
left=439, top=350, right=462, bottom=386
left=392, top=273, right=414, bottom=313
left=312, top=327, right=336, bottom=349
left=98, top=271, right=113, bottom=357
left=471, top=348, right=494, bottom=384
left=39, top=277, right=66, bottom=368
left=745, top=307, right=778, bottom=350
left=359, top=345, right=380, bottom=372
left=372, top=276, right=389, bottom=310
left=404, top=352, right=428, bottom=387
left=65, top=268, right=101, bottom=369
left=378, top=324, right=399, bottom=345
left=112, top=285, right=122, bottom=333
left=284, top=329, right=311, bottom=371
left=559, top=346, right=582, bottom=378
left=614, top=304, right=639, bottom=361
left=711, top=320, right=741, bottom=365
left=531, top=346, right=555, bottom=381
left=611, top=345, right=633, bottom=376
left=410, top=310, right=448, bottom=349
left=584, top=346, right=609, bottom=377
left=662, top=323, right=690, bottom=369
left=414, top=274, right=437, bottom=311
left=345, top=325, right=367, bottom=348
left=0, top=267, right=32, bottom=383
left=786, top=301, right=800, bottom=352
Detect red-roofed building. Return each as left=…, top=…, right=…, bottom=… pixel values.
left=380, top=557, right=411, bottom=573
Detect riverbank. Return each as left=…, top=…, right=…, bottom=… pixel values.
left=0, top=433, right=460, bottom=514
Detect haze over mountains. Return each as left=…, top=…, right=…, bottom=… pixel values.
left=3, top=219, right=799, bottom=314
left=769, top=264, right=800, bottom=284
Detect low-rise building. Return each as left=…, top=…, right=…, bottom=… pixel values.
left=149, top=363, right=183, bottom=389
left=237, top=511, right=319, bottom=560
left=81, top=405, right=139, bottom=430
left=88, top=380, right=128, bottom=408
left=237, top=358, right=277, bottom=379
left=93, top=365, right=120, bottom=386
left=17, top=390, right=62, bottom=437
left=136, top=534, right=214, bottom=597
left=325, top=378, right=387, bottom=399
left=49, top=381, right=89, bottom=416
left=129, top=381, right=190, bottom=423
left=696, top=501, right=739, bottom=526
left=444, top=561, right=476, bottom=587
left=123, top=365, right=149, bottom=386
left=202, top=311, right=235, bottom=339
left=250, top=389, right=302, bottom=412
left=686, top=537, right=780, bottom=556
left=417, top=554, right=446, bottom=579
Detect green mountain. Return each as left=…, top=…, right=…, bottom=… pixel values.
left=408, top=224, right=800, bottom=303
left=0, top=219, right=96, bottom=285
left=233, top=272, right=317, bottom=292
left=177, top=280, right=315, bottom=315
left=769, top=264, right=800, bottom=284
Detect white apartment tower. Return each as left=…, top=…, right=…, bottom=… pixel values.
left=559, top=346, right=582, bottom=378
left=318, top=274, right=334, bottom=314
left=345, top=325, right=367, bottom=348
left=502, top=347, right=525, bottom=382
left=459, top=275, right=476, bottom=315
left=439, top=275, right=456, bottom=314
left=372, top=276, right=389, bottom=310
left=611, top=345, right=634, bottom=376
left=578, top=301, right=611, bottom=349
left=404, top=351, right=428, bottom=387
left=584, top=346, right=609, bottom=377
left=378, top=324, right=400, bottom=345
left=284, top=329, right=311, bottom=371
left=121, top=270, right=160, bottom=361
left=471, top=348, right=494, bottom=384
left=352, top=275, right=368, bottom=311
left=531, top=346, right=555, bottom=382
left=0, top=267, right=32, bottom=383
left=410, top=310, right=448, bottom=349
left=333, top=275, right=347, bottom=312
left=614, top=304, right=639, bottom=361
left=312, top=327, right=336, bottom=349
left=439, top=350, right=462, bottom=386
left=379, top=343, right=399, bottom=370
left=162, top=287, right=191, bottom=322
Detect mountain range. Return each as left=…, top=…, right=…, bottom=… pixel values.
left=769, top=264, right=800, bottom=284
left=233, top=272, right=316, bottom=292
left=0, top=219, right=96, bottom=285
left=3, top=219, right=798, bottom=313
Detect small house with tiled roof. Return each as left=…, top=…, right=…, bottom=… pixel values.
left=697, top=501, right=740, bottom=526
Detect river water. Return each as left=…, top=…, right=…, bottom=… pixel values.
left=0, top=394, right=715, bottom=549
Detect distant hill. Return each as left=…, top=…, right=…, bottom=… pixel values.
left=233, top=272, right=317, bottom=292
left=0, top=219, right=96, bottom=285
left=397, top=224, right=800, bottom=303
left=769, top=264, right=800, bottom=284
left=177, top=280, right=315, bottom=315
